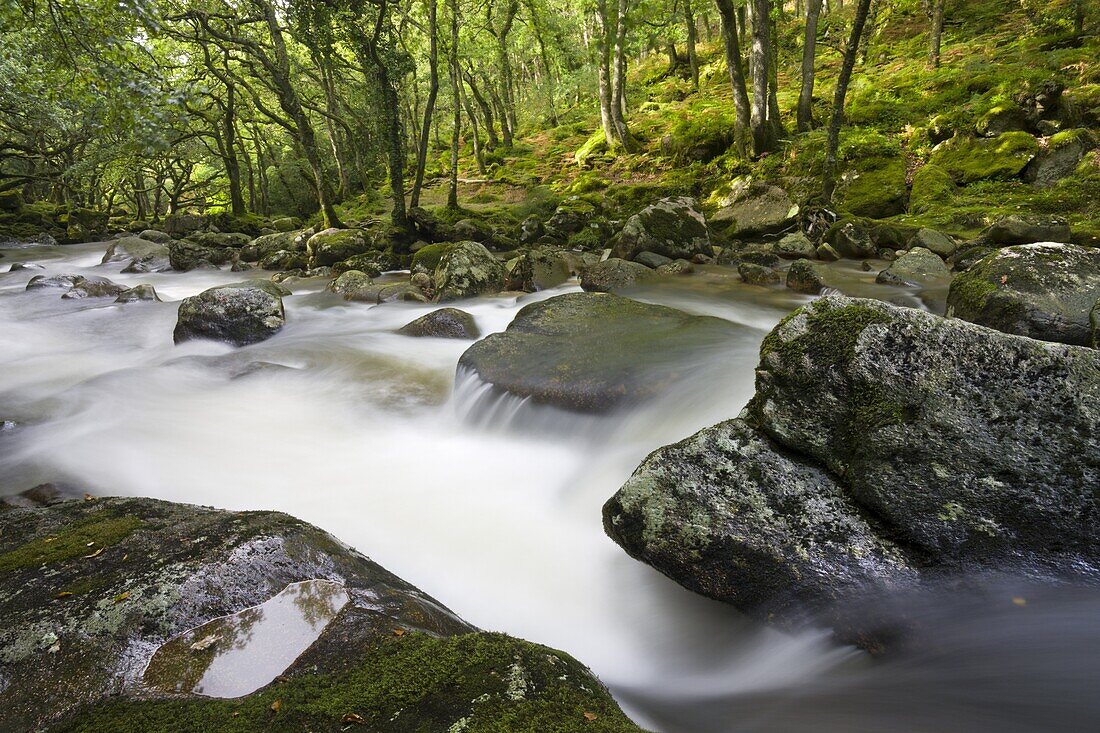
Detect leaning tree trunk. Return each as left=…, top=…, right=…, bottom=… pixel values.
left=715, top=0, right=752, bottom=157
left=823, top=0, right=874, bottom=201
left=798, top=0, right=822, bottom=131
left=411, top=0, right=439, bottom=208
left=223, top=83, right=246, bottom=216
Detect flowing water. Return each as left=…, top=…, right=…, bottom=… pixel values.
left=1, top=240, right=1098, bottom=732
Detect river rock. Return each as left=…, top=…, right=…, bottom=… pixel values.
left=327, top=270, right=374, bottom=299
left=831, top=222, right=877, bottom=259
left=611, top=197, right=711, bottom=262
left=168, top=239, right=234, bottom=271
left=458, top=292, right=743, bottom=413
left=259, top=249, right=309, bottom=271
left=751, top=296, right=1100, bottom=560
left=26, top=274, right=81, bottom=290
left=333, top=251, right=402, bottom=277
left=711, top=181, right=798, bottom=237
left=61, top=276, right=126, bottom=299
left=0, top=497, right=643, bottom=732
left=908, top=228, right=957, bottom=258
left=738, top=262, right=781, bottom=285
left=785, top=259, right=838, bottom=294
left=103, top=236, right=171, bottom=273
left=432, top=240, right=506, bottom=301
left=242, top=229, right=311, bottom=262
left=580, top=258, right=658, bottom=293
left=505, top=246, right=574, bottom=292
left=114, top=284, right=161, bottom=303
left=773, top=232, right=817, bottom=260
left=875, top=247, right=952, bottom=287
left=634, top=251, right=672, bottom=269
left=173, top=280, right=287, bottom=346
left=983, top=214, right=1071, bottom=245
left=946, top=242, right=1100, bottom=345
left=398, top=308, right=480, bottom=339
left=306, top=228, right=376, bottom=269
left=604, top=418, right=916, bottom=622
left=137, top=229, right=173, bottom=244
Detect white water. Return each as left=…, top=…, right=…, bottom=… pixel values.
left=3, top=240, right=1098, bottom=732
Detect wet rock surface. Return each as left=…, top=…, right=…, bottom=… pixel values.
left=580, top=258, right=658, bottom=293
left=611, top=196, right=711, bottom=262
left=173, top=281, right=287, bottom=346
left=432, top=240, right=507, bottom=301
left=458, top=292, right=744, bottom=413
left=398, top=308, right=480, bottom=339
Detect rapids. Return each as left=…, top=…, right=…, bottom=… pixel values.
left=2, top=239, right=1098, bottom=732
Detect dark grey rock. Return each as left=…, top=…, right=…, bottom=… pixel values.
left=173, top=281, right=286, bottom=346
left=398, top=308, right=480, bottom=339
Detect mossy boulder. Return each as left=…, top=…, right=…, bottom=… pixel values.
left=837, top=157, right=908, bottom=218
left=785, top=259, right=837, bottom=294
left=432, top=241, right=506, bottom=301
left=242, top=230, right=311, bottom=262
left=574, top=129, right=610, bottom=167
left=306, top=228, right=376, bottom=269
left=0, top=497, right=644, bottom=733
left=908, top=228, right=957, bottom=258
left=829, top=222, right=877, bottom=260
left=185, top=231, right=251, bottom=249
left=259, top=249, right=309, bottom=271
left=115, top=284, right=161, bottom=303
left=579, top=258, right=658, bottom=293
left=101, top=236, right=170, bottom=273
left=0, top=190, right=25, bottom=212
left=545, top=198, right=599, bottom=236
left=458, top=292, right=744, bottom=413
left=875, top=247, right=952, bottom=288
left=168, top=240, right=234, bottom=272
left=710, top=180, right=798, bottom=237
left=397, top=308, right=480, bottom=339
left=929, top=131, right=1039, bottom=184
left=773, top=233, right=816, bottom=260
left=64, top=208, right=109, bottom=243
left=60, top=276, right=126, bottom=300
left=908, top=164, right=956, bottom=215
left=137, top=229, right=173, bottom=244
left=505, top=247, right=575, bottom=292
left=332, top=251, right=403, bottom=278
left=410, top=242, right=455, bottom=273
left=751, top=296, right=1100, bottom=560
left=272, top=216, right=301, bottom=232
left=173, top=280, right=287, bottom=346
left=327, top=270, right=374, bottom=300
left=611, top=197, right=711, bottom=262
left=738, top=262, right=780, bottom=285
left=1024, top=128, right=1097, bottom=188
left=982, top=214, right=1072, bottom=246
left=946, top=243, right=1100, bottom=346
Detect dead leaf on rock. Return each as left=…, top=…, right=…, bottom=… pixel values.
left=583, top=711, right=598, bottom=721
left=341, top=713, right=366, bottom=725
left=83, top=548, right=104, bottom=559
left=113, top=591, right=130, bottom=604
left=393, top=628, right=406, bottom=637
left=190, top=634, right=219, bottom=652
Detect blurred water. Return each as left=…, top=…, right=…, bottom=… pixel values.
left=1, top=240, right=1096, bottom=732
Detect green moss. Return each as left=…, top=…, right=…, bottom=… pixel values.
left=57, top=633, right=647, bottom=733
left=909, top=164, right=957, bottom=214
left=574, top=130, right=610, bottom=167
left=569, top=172, right=610, bottom=195
left=0, top=514, right=143, bottom=573
left=838, top=157, right=908, bottom=218
left=761, top=299, right=892, bottom=369
left=411, top=242, right=456, bottom=272
left=930, top=131, right=1039, bottom=184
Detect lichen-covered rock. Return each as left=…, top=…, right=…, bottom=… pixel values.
left=1024, top=128, right=1096, bottom=188
left=333, top=251, right=403, bottom=278
left=773, top=232, right=816, bottom=260
left=908, top=228, right=957, bottom=258
left=242, top=229, right=311, bottom=262
left=458, top=292, right=743, bottom=413
left=185, top=231, right=251, bottom=249
left=105, top=235, right=171, bottom=273
left=603, top=418, right=916, bottom=623
left=272, top=216, right=301, bottom=232
left=579, top=258, right=658, bottom=293
left=738, top=262, right=781, bottom=285
left=505, top=247, right=575, bottom=292
left=398, top=308, right=480, bottom=339
left=929, top=131, right=1039, bottom=184
left=259, top=249, right=309, bottom=271
left=26, top=274, right=82, bottom=291
left=173, top=281, right=287, bottom=346
left=982, top=214, right=1072, bottom=246
left=785, top=259, right=836, bottom=294
left=0, top=497, right=643, bottom=733
left=168, top=239, right=234, bottom=272
left=611, top=197, right=711, bottom=261
left=306, top=228, right=375, bottom=269
left=114, top=284, right=160, bottom=303
left=946, top=243, right=1100, bottom=345
left=327, top=270, right=374, bottom=300
left=136, top=229, right=172, bottom=244
left=830, top=222, right=877, bottom=259
left=61, top=276, right=126, bottom=300
left=751, top=296, right=1100, bottom=560
left=875, top=247, right=952, bottom=288
left=432, top=240, right=506, bottom=301
left=711, top=180, right=798, bottom=237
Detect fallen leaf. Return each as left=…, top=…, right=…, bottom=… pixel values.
left=393, top=628, right=406, bottom=637
left=83, top=548, right=104, bottom=559
left=270, top=699, right=282, bottom=714
left=113, top=591, right=130, bottom=604
left=85, top=541, right=95, bottom=547
left=84, top=493, right=95, bottom=502
left=44, top=537, right=58, bottom=543
left=1000, top=275, right=1008, bottom=285
left=122, top=553, right=128, bottom=561
left=190, top=634, right=220, bottom=652
left=47, top=642, right=61, bottom=654
left=1012, top=596, right=1027, bottom=606
left=56, top=591, right=73, bottom=599
left=583, top=712, right=598, bottom=721
left=341, top=713, right=366, bottom=725
left=275, top=675, right=290, bottom=683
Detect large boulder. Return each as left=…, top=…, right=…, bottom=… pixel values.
left=773, top=232, right=817, bottom=260
left=168, top=239, right=234, bottom=272
left=611, top=197, right=711, bottom=261
left=982, top=214, right=1072, bottom=246
left=711, top=180, right=798, bottom=237
left=875, top=247, right=952, bottom=288
left=306, top=228, right=375, bottom=269
left=506, top=247, right=576, bottom=292
left=102, top=236, right=170, bottom=273
left=604, top=418, right=916, bottom=623
left=185, top=231, right=251, bottom=249
left=751, top=296, right=1100, bottom=560
left=580, top=258, right=658, bottom=293
left=432, top=241, right=506, bottom=301
left=137, top=229, right=172, bottom=244
left=908, top=228, right=957, bottom=258
left=929, top=131, right=1039, bottom=184
left=61, top=276, right=126, bottom=300
left=398, top=308, right=480, bottom=339
left=1024, top=128, right=1096, bottom=188
left=0, top=497, right=642, bottom=732
left=457, top=292, right=744, bottom=413
left=785, top=259, right=842, bottom=294
left=173, top=280, right=288, bottom=346
left=161, top=212, right=205, bottom=237
left=242, top=229, right=311, bottom=262
left=946, top=242, right=1100, bottom=346
left=829, top=222, right=877, bottom=259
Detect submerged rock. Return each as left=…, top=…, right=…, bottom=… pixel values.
left=115, top=284, right=161, bottom=303
left=580, top=258, right=657, bottom=293
left=61, top=276, right=126, bottom=299
left=173, top=280, right=287, bottom=346
left=432, top=240, right=506, bottom=301
left=458, top=292, right=743, bottom=413
left=611, top=196, right=711, bottom=262
left=875, top=247, right=952, bottom=287
left=946, top=242, right=1100, bottom=345
left=398, top=308, right=480, bottom=339
left=0, top=497, right=644, bottom=732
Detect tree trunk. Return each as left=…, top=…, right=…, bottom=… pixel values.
left=594, top=4, right=616, bottom=147
left=684, top=0, right=700, bottom=90
left=498, top=0, right=520, bottom=143
left=223, top=82, right=246, bottom=216
left=411, top=0, right=439, bottom=208
left=613, top=0, right=630, bottom=120
left=447, top=0, right=460, bottom=209
left=798, top=0, right=822, bottom=131
left=823, top=0, right=874, bottom=201
left=715, top=0, right=751, bottom=156
left=466, top=72, right=499, bottom=149
left=929, top=0, right=945, bottom=67
left=767, top=10, right=786, bottom=140
left=750, top=0, right=777, bottom=155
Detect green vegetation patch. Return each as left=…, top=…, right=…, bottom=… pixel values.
left=0, top=513, right=143, bottom=573
left=930, top=131, right=1039, bottom=184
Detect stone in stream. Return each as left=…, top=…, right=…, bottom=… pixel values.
left=907, top=228, right=957, bottom=258
left=137, top=229, right=173, bottom=244
left=505, top=246, right=576, bottom=291
left=398, top=308, right=480, bottom=339
left=115, top=284, right=161, bottom=303
left=102, top=236, right=171, bottom=273
left=458, top=292, right=744, bottom=413
left=168, top=239, right=234, bottom=272
left=579, top=258, right=658, bottom=293
left=0, top=496, right=644, bottom=732
left=604, top=296, right=1100, bottom=641
left=432, top=240, right=506, bottom=301
left=982, top=214, right=1071, bottom=246
left=738, top=262, right=781, bottom=285
left=946, top=242, right=1100, bottom=346
left=7, top=262, right=44, bottom=272
left=26, top=274, right=81, bottom=290
left=875, top=247, right=952, bottom=287
left=240, top=229, right=311, bottom=262
left=60, top=276, right=126, bottom=299
left=173, top=280, right=288, bottom=346
left=306, top=227, right=376, bottom=269
left=773, top=232, right=817, bottom=260
left=611, top=196, right=712, bottom=262
left=785, top=258, right=834, bottom=294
